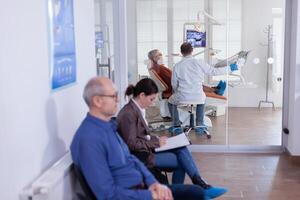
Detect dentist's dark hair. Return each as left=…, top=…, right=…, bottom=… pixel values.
left=180, top=42, right=193, bottom=56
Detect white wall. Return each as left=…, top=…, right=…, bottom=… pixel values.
left=228, top=0, right=285, bottom=107
left=211, top=0, right=242, bottom=59
left=0, top=0, right=96, bottom=199
left=136, top=0, right=169, bottom=76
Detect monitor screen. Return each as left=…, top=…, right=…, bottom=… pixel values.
left=186, top=30, right=206, bottom=48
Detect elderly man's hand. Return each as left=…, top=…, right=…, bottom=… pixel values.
left=149, top=182, right=173, bottom=200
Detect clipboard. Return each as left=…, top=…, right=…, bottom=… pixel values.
left=155, top=129, right=192, bottom=152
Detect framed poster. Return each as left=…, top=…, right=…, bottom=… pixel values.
left=48, top=0, right=76, bottom=90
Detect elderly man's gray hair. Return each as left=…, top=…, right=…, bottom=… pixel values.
left=83, top=77, right=104, bottom=106
left=148, top=49, right=159, bottom=61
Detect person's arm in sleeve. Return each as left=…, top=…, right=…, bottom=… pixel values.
left=79, top=138, right=152, bottom=200
left=198, top=59, right=228, bottom=76
left=128, top=154, right=174, bottom=200
left=130, top=154, right=158, bottom=186
left=117, top=112, right=159, bottom=152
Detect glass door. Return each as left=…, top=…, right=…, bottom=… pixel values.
left=131, top=0, right=284, bottom=150
left=94, top=0, right=114, bottom=79
left=226, top=0, right=284, bottom=147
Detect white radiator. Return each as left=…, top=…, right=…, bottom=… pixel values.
left=20, top=152, right=76, bottom=200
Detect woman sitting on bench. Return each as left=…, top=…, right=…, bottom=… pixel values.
left=116, top=78, right=228, bottom=199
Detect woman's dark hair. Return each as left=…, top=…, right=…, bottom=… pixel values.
left=125, top=78, right=158, bottom=98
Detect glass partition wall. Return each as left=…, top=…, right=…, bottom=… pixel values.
left=94, top=0, right=114, bottom=79
left=227, top=0, right=284, bottom=146
left=133, top=0, right=284, bottom=150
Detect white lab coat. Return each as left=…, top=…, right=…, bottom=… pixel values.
left=168, top=56, right=228, bottom=105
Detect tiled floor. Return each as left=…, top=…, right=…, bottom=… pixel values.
left=188, top=153, right=300, bottom=200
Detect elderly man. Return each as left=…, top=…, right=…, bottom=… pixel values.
left=168, top=43, right=238, bottom=134
left=70, top=77, right=206, bottom=200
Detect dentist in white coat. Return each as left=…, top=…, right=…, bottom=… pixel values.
left=168, top=42, right=238, bottom=134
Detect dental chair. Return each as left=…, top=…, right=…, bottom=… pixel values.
left=148, top=69, right=171, bottom=119
left=147, top=69, right=174, bottom=132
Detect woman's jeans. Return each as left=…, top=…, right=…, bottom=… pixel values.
left=154, top=147, right=200, bottom=184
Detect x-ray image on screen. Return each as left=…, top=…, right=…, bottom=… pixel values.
left=186, top=30, right=206, bottom=48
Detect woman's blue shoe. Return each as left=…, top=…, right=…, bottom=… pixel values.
left=204, top=186, right=228, bottom=199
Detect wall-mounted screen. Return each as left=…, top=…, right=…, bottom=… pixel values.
left=186, top=30, right=206, bottom=48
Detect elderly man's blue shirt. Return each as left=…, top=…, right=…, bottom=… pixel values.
left=71, top=113, right=156, bottom=199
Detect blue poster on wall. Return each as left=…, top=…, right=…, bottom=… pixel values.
left=48, top=0, right=76, bottom=90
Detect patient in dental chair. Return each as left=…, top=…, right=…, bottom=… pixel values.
left=147, top=49, right=227, bottom=100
